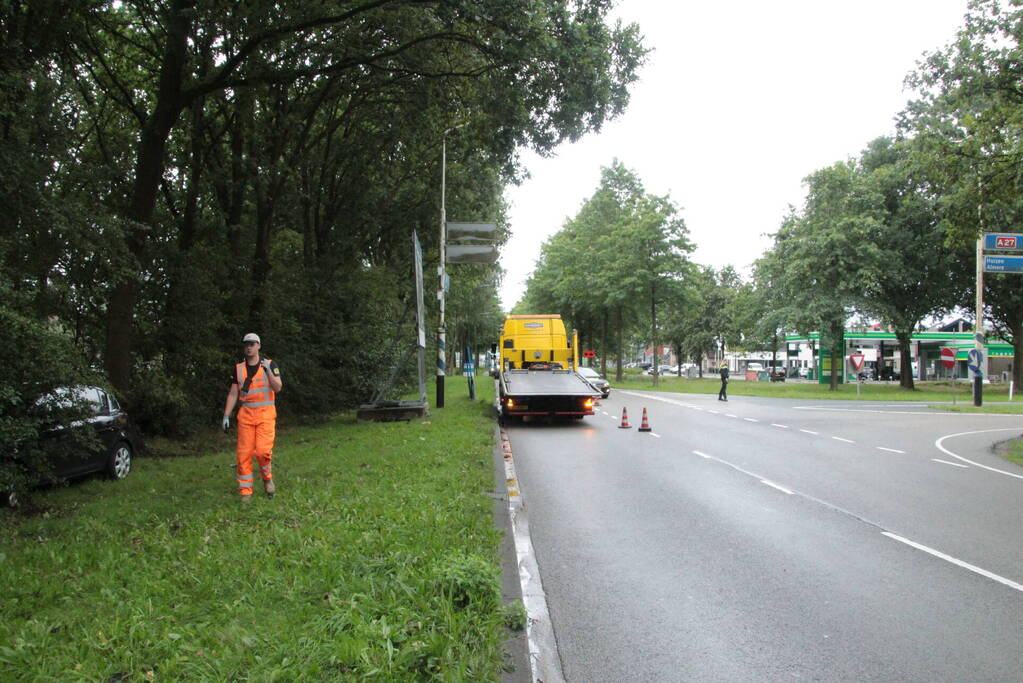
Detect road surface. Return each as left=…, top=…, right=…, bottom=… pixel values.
left=504, top=389, right=1023, bottom=681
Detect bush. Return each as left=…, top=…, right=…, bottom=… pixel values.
left=0, top=303, right=99, bottom=497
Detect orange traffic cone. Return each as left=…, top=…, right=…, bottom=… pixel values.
left=618, top=407, right=631, bottom=429
left=638, top=407, right=652, bottom=432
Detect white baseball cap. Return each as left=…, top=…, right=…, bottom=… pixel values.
left=242, top=333, right=261, bottom=344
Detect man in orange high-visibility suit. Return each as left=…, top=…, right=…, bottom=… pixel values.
left=223, top=332, right=283, bottom=504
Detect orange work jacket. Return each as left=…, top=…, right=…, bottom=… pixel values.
left=235, top=362, right=276, bottom=412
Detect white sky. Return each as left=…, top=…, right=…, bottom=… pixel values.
left=499, top=0, right=971, bottom=311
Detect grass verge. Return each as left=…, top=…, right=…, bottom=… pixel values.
left=0, top=380, right=510, bottom=681
left=610, top=371, right=1023, bottom=410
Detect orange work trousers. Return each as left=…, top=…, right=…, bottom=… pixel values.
left=236, top=405, right=276, bottom=496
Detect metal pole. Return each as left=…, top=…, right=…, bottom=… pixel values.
left=974, top=187, right=984, bottom=406
left=437, top=134, right=448, bottom=408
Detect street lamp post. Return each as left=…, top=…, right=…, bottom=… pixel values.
left=437, top=123, right=467, bottom=408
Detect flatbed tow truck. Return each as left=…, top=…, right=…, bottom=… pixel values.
left=494, top=314, right=601, bottom=421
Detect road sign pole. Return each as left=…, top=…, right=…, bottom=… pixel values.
left=975, top=227, right=984, bottom=407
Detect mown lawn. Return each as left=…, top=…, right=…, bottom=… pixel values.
left=0, top=380, right=515, bottom=681
left=610, top=370, right=1023, bottom=411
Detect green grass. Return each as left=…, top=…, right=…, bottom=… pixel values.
left=0, top=380, right=509, bottom=681
left=1003, top=440, right=1023, bottom=466
left=610, top=370, right=1023, bottom=410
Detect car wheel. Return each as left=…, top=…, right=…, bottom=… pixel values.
left=106, top=442, right=132, bottom=480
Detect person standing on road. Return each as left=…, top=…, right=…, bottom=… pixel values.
left=223, top=333, right=283, bottom=504
left=718, top=363, right=729, bottom=401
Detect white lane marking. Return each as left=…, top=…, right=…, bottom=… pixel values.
left=932, top=458, right=969, bottom=469
left=771, top=423, right=789, bottom=429
left=708, top=410, right=720, bottom=414
left=760, top=480, right=794, bottom=495
left=648, top=432, right=661, bottom=438
left=800, top=429, right=818, bottom=435
left=726, top=414, right=738, bottom=418
left=935, top=428, right=1023, bottom=481
left=794, top=405, right=1019, bottom=416
left=832, top=436, right=855, bottom=444
left=882, top=532, right=1023, bottom=593
left=877, top=447, right=905, bottom=454
left=693, top=450, right=712, bottom=459
left=744, top=417, right=758, bottom=423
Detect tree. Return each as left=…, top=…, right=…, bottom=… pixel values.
left=763, top=163, right=883, bottom=390
left=857, top=137, right=972, bottom=389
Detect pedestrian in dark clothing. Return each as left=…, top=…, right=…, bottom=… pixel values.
left=718, top=364, right=729, bottom=401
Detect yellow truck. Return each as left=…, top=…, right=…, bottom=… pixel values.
left=495, top=314, right=601, bottom=420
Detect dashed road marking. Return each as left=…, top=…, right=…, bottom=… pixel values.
left=832, top=436, right=855, bottom=444
left=800, top=429, right=818, bottom=435
left=877, top=447, right=905, bottom=454
left=932, top=458, right=969, bottom=469
left=772, top=423, right=789, bottom=429
left=744, top=417, right=758, bottom=423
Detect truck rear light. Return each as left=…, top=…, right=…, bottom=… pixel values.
left=506, top=398, right=515, bottom=408
left=582, top=398, right=594, bottom=409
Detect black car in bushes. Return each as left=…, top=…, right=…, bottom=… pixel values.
left=2, top=386, right=143, bottom=507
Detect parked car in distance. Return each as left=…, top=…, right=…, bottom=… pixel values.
left=645, top=365, right=677, bottom=376
left=577, top=366, right=611, bottom=398
left=3, top=386, right=143, bottom=507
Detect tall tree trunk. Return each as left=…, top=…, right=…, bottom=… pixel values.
left=650, top=281, right=658, bottom=387
left=104, top=0, right=194, bottom=391
left=615, top=305, right=623, bottom=383
left=601, top=308, right=609, bottom=376
left=896, top=329, right=915, bottom=390
left=829, top=322, right=843, bottom=391
left=1013, top=321, right=1023, bottom=387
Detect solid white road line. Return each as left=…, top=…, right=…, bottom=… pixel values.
left=882, top=532, right=1023, bottom=593
left=932, top=458, right=969, bottom=469
left=501, top=430, right=566, bottom=682
left=832, top=436, right=855, bottom=444
left=935, top=429, right=1023, bottom=481
left=877, top=447, right=905, bottom=454
left=760, top=480, right=794, bottom=495
left=693, top=450, right=712, bottom=459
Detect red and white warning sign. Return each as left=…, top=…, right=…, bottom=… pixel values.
left=849, top=353, right=865, bottom=371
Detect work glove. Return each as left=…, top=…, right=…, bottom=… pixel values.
left=222, top=414, right=230, bottom=431
left=261, top=359, right=272, bottom=372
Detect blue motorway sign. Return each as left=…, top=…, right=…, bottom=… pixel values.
left=983, top=254, right=1023, bottom=273
left=983, top=233, right=1023, bottom=251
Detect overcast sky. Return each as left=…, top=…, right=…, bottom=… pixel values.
left=497, top=0, right=971, bottom=310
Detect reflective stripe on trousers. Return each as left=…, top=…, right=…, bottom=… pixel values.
left=236, top=405, right=275, bottom=496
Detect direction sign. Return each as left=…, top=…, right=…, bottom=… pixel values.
left=849, top=353, right=865, bottom=371
left=983, top=233, right=1023, bottom=251
left=983, top=255, right=1023, bottom=273
left=940, top=346, right=956, bottom=369
left=968, top=348, right=984, bottom=376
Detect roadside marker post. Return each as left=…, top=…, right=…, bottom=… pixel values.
left=850, top=353, right=865, bottom=397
